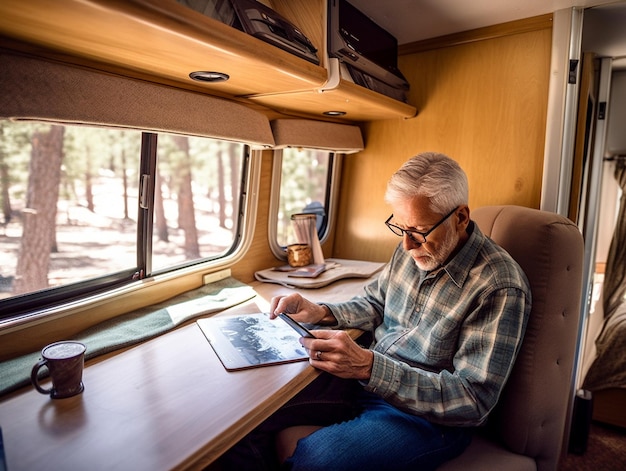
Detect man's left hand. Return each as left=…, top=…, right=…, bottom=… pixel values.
left=301, top=330, right=373, bottom=381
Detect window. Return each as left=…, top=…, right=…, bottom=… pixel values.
left=270, top=148, right=337, bottom=257
left=152, top=132, right=246, bottom=273
left=0, top=119, right=248, bottom=318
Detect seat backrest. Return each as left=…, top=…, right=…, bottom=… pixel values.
left=472, top=205, right=584, bottom=471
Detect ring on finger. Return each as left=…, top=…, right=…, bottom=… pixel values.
left=315, top=350, right=323, bottom=361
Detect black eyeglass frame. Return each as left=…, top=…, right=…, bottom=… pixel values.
left=385, top=206, right=459, bottom=244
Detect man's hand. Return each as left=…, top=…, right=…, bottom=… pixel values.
left=269, top=293, right=334, bottom=324
left=269, top=293, right=371, bottom=379
left=300, top=329, right=374, bottom=381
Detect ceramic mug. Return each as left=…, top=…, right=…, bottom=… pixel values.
left=31, top=341, right=86, bottom=399
left=287, top=244, right=312, bottom=267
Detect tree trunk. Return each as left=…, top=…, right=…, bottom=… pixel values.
left=85, top=144, right=94, bottom=212
left=0, top=159, right=11, bottom=225
left=154, top=165, right=168, bottom=242
left=14, top=125, right=65, bottom=294
left=218, top=152, right=226, bottom=228
left=173, top=135, right=199, bottom=259
left=121, top=145, right=129, bottom=221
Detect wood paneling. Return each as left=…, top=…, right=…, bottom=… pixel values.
left=333, top=23, right=552, bottom=262
left=0, top=9, right=553, bottom=356
left=0, top=0, right=325, bottom=97
left=0, top=0, right=415, bottom=122
left=248, top=84, right=417, bottom=122
left=399, top=14, right=553, bottom=55
left=230, top=152, right=336, bottom=283
left=0, top=279, right=370, bottom=470
left=230, top=152, right=277, bottom=284
left=0, top=268, right=205, bottom=361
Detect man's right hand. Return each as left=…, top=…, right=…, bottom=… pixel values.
left=269, top=293, right=335, bottom=325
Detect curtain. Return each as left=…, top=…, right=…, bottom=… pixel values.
left=602, top=157, right=626, bottom=320
left=270, top=119, right=364, bottom=154
left=1, top=51, right=275, bottom=148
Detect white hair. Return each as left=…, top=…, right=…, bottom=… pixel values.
left=384, top=152, right=469, bottom=213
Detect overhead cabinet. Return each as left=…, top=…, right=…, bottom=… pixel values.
left=0, top=0, right=416, bottom=122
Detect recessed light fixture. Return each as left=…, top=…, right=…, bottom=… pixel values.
left=189, top=71, right=230, bottom=83
left=323, top=111, right=346, bottom=116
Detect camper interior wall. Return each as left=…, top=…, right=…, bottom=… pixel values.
left=229, top=150, right=341, bottom=283
left=0, top=10, right=554, bottom=360
left=333, top=17, right=553, bottom=262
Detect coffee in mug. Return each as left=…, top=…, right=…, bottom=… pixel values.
left=31, top=341, right=86, bottom=399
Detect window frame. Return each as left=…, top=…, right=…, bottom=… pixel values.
left=0, top=124, right=261, bottom=323
left=268, top=149, right=342, bottom=260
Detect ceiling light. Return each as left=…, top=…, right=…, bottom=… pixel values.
left=189, top=71, right=230, bottom=83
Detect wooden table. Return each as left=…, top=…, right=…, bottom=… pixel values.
left=0, top=278, right=371, bottom=470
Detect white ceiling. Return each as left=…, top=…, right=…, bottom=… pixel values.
left=350, top=0, right=626, bottom=68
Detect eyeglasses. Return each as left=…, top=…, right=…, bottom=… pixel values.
left=385, top=206, right=458, bottom=244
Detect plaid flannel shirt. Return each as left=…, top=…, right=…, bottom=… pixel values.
left=326, top=221, right=531, bottom=427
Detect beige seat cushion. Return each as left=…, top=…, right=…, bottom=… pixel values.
left=438, top=435, right=535, bottom=471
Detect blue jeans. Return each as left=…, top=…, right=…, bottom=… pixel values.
left=218, top=374, right=472, bottom=471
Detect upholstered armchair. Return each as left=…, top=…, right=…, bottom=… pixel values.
left=276, top=205, right=584, bottom=471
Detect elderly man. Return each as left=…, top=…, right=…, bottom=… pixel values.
left=220, top=152, right=531, bottom=471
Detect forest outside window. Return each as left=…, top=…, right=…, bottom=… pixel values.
left=0, top=119, right=247, bottom=319
left=275, top=148, right=334, bottom=249
left=151, top=132, right=246, bottom=273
